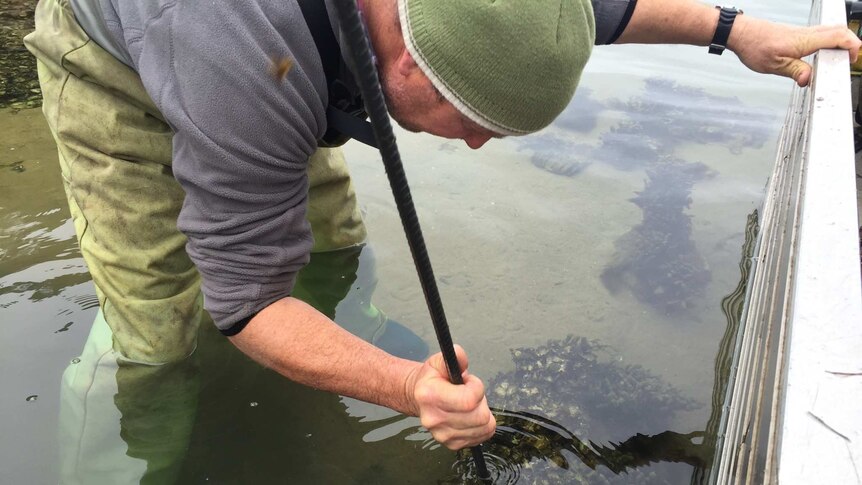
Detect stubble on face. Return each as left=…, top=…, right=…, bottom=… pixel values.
left=380, top=71, right=423, bottom=133
left=373, top=0, right=423, bottom=134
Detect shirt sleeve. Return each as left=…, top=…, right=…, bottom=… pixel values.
left=592, top=0, right=638, bottom=45
left=117, top=0, right=327, bottom=332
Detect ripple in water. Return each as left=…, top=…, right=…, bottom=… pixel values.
left=441, top=409, right=709, bottom=484
left=444, top=410, right=574, bottom=484
left=71, top=294, right=100, bottom=311
left=459, top=453, right=521, bottom=485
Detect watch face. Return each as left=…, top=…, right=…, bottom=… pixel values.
left=716, top=5, right=743, bottom=14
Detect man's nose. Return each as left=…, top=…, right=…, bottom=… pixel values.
left=464, top=133, right=492, bottom=150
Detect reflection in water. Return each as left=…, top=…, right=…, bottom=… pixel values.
left=0, top=213, right=78, bottom=266
left=59, top=316, right=198, bottom=485
left=56, top=245, right=437, bottom=485
left=0, top=270, right=92, bottom=302
left=1, top=107, right=81, bottom=321
left=693, top=210, right=759, bottom=484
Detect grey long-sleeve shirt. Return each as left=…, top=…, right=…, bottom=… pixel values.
left=69, top=0, right=636, bottom=333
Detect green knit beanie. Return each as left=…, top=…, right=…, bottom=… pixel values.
left=397, top=0, right=595, bottom=136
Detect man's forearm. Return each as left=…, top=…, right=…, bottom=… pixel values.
left=611, top=0, right=861, bottom=86
left=229, top=296, right=422, bottom=416
left=614, top=0, right=721, bottom=46
left=614, top=0, right=753, bottom=55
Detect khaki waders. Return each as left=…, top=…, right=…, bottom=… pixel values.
left=24, top=4, right=427, bottom=483
left=24, top=0, right=367, bottom=365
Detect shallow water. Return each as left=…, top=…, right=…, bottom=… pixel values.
left=1, top=1, right=808, bottom=483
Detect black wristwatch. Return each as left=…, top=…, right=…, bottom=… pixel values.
left=709, top=6, right=743, bottom=55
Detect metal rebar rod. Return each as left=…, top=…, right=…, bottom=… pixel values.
left=330, top=0, right=491, bottom=480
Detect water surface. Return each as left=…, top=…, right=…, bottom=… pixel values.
left=0, top=1, right=808, bottom=483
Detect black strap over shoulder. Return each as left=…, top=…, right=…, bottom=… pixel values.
left=296, top=0, right=378, bottom=148
left=296, top=0, right=340, bottom=87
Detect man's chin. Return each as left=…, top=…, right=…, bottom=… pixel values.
left=386, top=108, right=421, bottom=133
left=393, top=117, right=421, bottom=134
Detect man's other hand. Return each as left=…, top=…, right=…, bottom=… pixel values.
left=730, top=17, right=862, bottom=86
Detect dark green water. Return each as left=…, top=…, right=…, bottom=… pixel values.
left=1, top=1, right=807, bottom=483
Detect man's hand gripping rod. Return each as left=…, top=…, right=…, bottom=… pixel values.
left=329, top=0, right=492, bottom=480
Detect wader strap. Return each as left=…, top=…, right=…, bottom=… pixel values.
left=296, top=0, right=378, bottom=148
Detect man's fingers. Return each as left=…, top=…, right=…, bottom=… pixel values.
left=784, top=58, right=812, bottom=87
left=438, top=416, right=497, bottom=450
left=444, top=393, right=492, bottom=427
left=805, top=25, right=862, bottom=59
left=786, top=25, right=860, bottom=85
left=736, top=21, right=861, bottom=83
left=414, top=346, right=495, bottom=449
left=424, top=351, right=447, bottom=379
left=432, top=400, right=497, bottom=450
left=453, top=344, right=469, bottom=374
left=425, top=374, right=486, bottom=413
left=425, top=345, right=469, bottom=381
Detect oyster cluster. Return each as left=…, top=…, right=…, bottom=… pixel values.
left=601, top=159, right=715, bottom=315
left=513, top=79, right=775, bottom=315
left=594, top=78, right=773, bottom=171
left=446, top=336, right=702, bottom=484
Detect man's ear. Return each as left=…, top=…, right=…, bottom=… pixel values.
left=396, top=48, right=419, bottom=77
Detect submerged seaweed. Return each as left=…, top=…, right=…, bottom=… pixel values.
left=515, top=87, right=606, bottom=178
left=0, top=0, right=40, bottom=110
left=596, top=78, right=774, bottom=171
left=518, top=134, right=593, bottom=177
left=444, top=336, right=703, bottom=484
left=491, top=336, right=698, bottom=436
left=518, top=78, right=775, bottom=176
left=602, top=159, right=716, bottom=314
left=554, top=87, right=606, bottom=134
left=592, top=79, right=774, bottom=314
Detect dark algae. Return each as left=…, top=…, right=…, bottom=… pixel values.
left=518, top=134, right=594, bottom=178
left=601, top=159, right=715, bottom=315
left=0, top=0, right=40, bottom=110
left=595, top=80, right=773, bottom=314
left=516, top=87, right=606, bottom=178
left=444, top=336, right=703, bottom=484
left=596, top=78, right=774, bottom=171
left=450, top=213, right=765, bottom=484
left=517, top=79, right=773, bottom=177
left=519, top=78, right=773, bottom=314
left=555, top=87, right=606, bottom=135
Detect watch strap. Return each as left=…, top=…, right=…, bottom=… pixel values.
left=709, top=6, right=742, bottom=55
